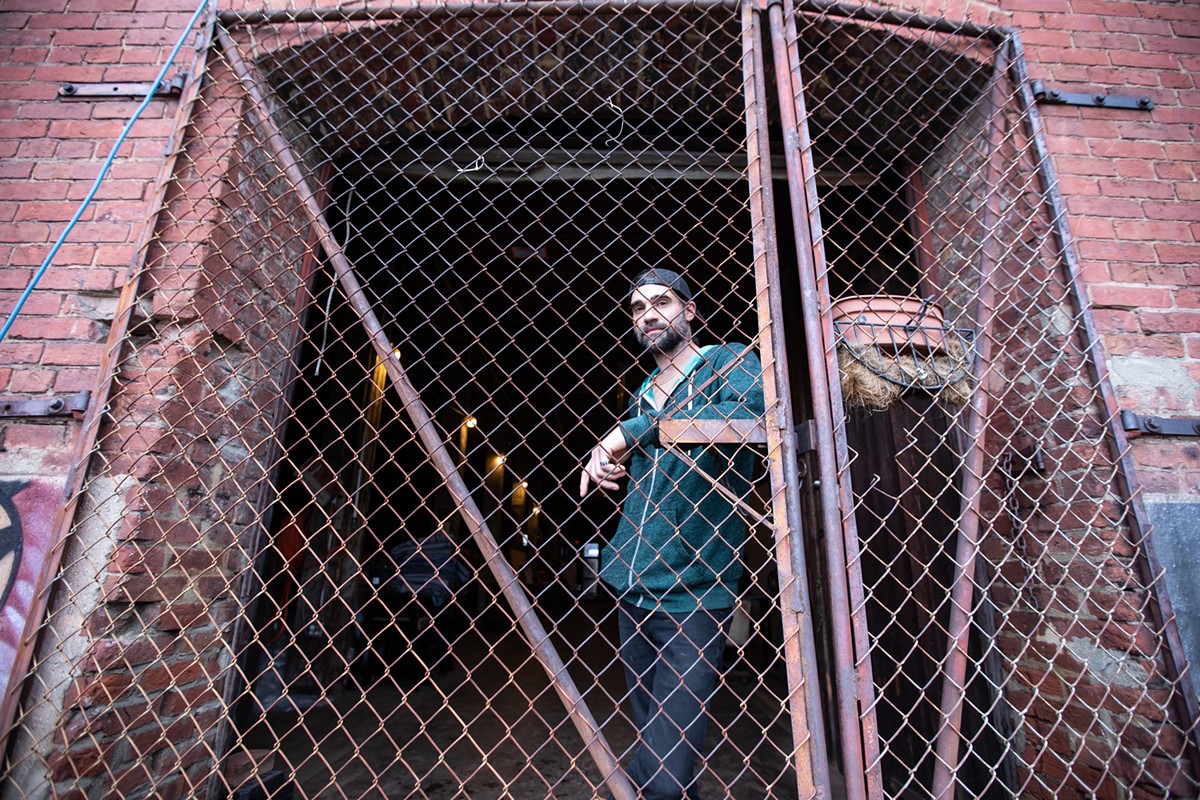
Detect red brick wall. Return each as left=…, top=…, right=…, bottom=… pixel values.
left=0, top=0, right=206, bottom=537
left=0, top=1, right=214, bottom=796
left=890, top=0, right=1200, bottom=496
left=0, top=0, right=202, bottom=394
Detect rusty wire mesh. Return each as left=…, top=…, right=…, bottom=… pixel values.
left=1, top=2, right=1197, bottom=800
left=790, top=8, right=1199, bottom=800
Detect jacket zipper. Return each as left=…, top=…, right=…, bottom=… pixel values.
left=629, top=450, right=657, bottom=609
left=627, top=350, right=711, bottom=607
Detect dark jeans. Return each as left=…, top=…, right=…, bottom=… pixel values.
left=616, top=601, right=731, bottom=800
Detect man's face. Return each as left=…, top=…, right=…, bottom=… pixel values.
left=630, top=284, right=695, bottom=354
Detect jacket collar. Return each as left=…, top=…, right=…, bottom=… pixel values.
left=637, top=344, right=717, bottom=408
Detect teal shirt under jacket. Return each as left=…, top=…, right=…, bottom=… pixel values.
left=599, top=343, right=765, bottom=613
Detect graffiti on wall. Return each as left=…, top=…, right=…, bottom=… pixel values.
left=0, top=480, right=64, bottom=704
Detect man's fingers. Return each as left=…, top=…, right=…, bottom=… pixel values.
left=580, top=463, right=625, bottom=497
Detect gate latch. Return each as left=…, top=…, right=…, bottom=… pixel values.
left=794, top=419, right=815, bottom=455
left=59, top=74, right=187, bottom=100
left=1120, top=410, right=1200, bottom=437
left=1031, top=80, right=1153, bottom=111
left=0, top=391, right=90, bottom=419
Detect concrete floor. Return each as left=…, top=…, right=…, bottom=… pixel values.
left=243, top=599, right=802, bottom=799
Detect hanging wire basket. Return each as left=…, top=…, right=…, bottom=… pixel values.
left=832, top=294, right=977, bottom=409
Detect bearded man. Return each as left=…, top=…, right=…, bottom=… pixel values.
left=580, top=268, right=764, bottom=800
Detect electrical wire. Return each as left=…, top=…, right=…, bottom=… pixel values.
left=0, top=0, right=212, bottom=346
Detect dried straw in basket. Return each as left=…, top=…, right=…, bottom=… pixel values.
left=837, top=334, right=974, bottom=411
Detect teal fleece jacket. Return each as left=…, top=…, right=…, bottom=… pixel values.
left=599, top=343, right=764, bottom=613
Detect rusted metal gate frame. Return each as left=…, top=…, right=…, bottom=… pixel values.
left=1007, top=33, right=1200, bottom=775
left=742, top=2, right=829, bottom=796
left=766, top=0, right=883, bottom=796
left=750, top=2, right=1200, bottom=795
left=211, top=3, right=837, bottom=797
left=203, top=9, right=1200, bottom=797
left=0, top=6, right=219, bottom=760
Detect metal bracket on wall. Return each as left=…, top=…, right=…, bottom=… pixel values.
left=1120, top=410, right=1200, bottom=437
left=58, top=74, right=187, bottom=100
left=1030, top=80, right=1154, bottom=111
left=0, top=391, right=91, bottom=419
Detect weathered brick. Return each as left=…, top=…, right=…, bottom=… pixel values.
left=1089, top=285, right=1172, bottom=309
left=1139, top=311, right=1200, bottom=335
left=8, top=368, right=55, bottom=393
left=1, top=422, right=66, bottom=449
left=63, top=672, right=133, bottom=711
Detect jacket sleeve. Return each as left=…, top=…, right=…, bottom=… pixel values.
left=618, top=399, right=658, bottom=450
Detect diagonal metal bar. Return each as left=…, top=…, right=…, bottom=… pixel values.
left=216, top=26, right=637, bottom=800
left=743, top=2, right=829, bottom=796
left=768, top=0, right=882, bottom=795
left=929, top=43, right=1009, bottom=800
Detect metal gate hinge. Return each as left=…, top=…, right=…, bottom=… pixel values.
left=0, top=391, right=90, bottom=419
left=59, top=74, right=187, bottom=100
left=1030, top=80, right=1153, bottom=111
left=1120, top=410, right=1200, bottom=437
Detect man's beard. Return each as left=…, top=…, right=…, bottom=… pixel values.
left=636, top=320, right=690, bottom=354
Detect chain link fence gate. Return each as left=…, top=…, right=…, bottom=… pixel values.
left=1, top=2, right=1197, bottom=800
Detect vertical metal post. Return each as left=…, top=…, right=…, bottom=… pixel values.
left=216, top=27, right=637, bottom=800
left=766, top=1, right=882, bottom=795
left=930, top=44, right=1009, bottom=800
left=742, top=3, right=829, bottom=797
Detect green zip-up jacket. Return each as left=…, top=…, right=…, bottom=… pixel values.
left=599, top=343, right=764, bottom=613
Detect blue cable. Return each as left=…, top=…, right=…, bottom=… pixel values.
left=0, top=0, right=212, bottom=346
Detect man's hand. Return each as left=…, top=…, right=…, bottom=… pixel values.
left=579, top=427, right=630, bottom=497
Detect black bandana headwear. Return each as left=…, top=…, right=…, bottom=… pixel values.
left=629, top=268, right=694, bottom=304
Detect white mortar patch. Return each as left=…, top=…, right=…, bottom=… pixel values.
left=1066, top=636, right=1150, bottom=689
left=1108, top=355, right=1195, bottom=396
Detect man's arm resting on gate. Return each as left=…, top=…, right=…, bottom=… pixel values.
left=623, top=351, right=766, bottom=448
